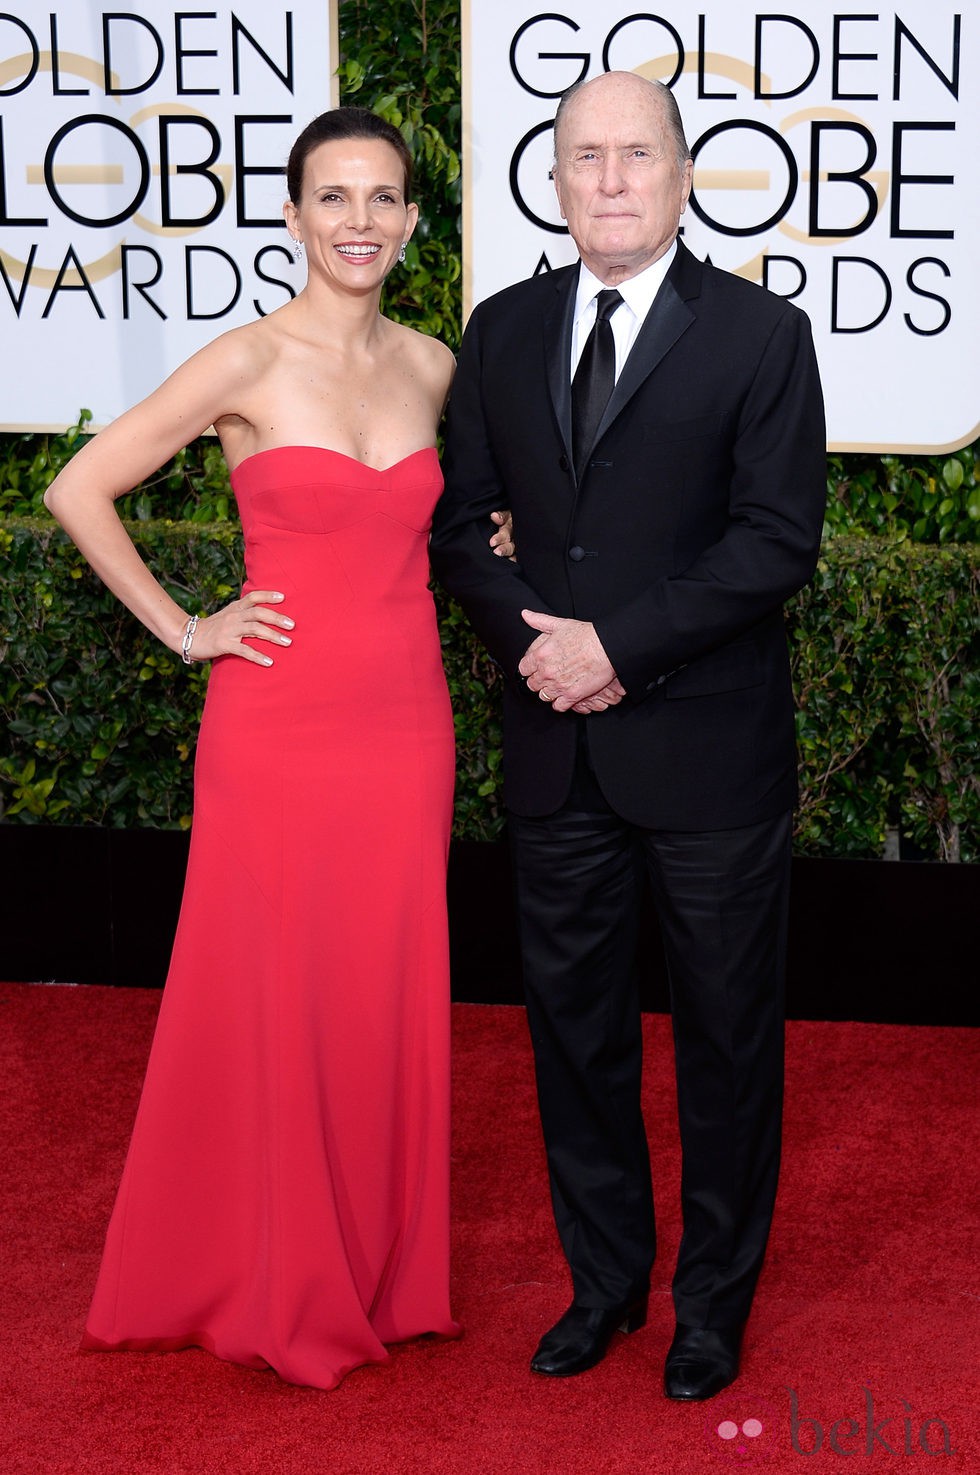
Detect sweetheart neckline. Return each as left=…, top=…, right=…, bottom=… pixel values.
left=230, top=445, right=438, bottom=478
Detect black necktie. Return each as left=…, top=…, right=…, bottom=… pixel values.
left=571, top=288, right=623, bottom=475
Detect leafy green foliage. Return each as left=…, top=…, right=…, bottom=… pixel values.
left=337, top=0, right=462, bottom=349
left=789, top=544, right=896, bottom=856
left=1, top=519, right=239, bottom=827
left=788, top=539, right=980, bottom=861
left=0, top=411, right=94, bottom=517
left=434, top=586, right=504, bottom=839
left=825, top=443, right=980, bottom=544
left=3, top=521, right=977, bottom=857
left=888, top=551, right=980, bottom=861
left=0, top=411, right=232, bottom=524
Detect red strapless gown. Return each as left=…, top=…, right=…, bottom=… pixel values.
left=82, top=446, right=459, bottom=1388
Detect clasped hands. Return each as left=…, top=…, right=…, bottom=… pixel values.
left=518, top=610, right=626, bottom=714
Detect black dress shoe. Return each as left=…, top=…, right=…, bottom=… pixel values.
left=663, top=1322, right=744, bottom=1400
left=530, top=1294, right=648, bottom=1377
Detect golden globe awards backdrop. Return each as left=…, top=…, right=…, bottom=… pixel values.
left=462, top=3, right=978, bottom=452
left=0, top=3, right=337, bottom=429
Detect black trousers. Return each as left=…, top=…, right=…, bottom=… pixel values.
left=508, top=752, right=792, bottom=1330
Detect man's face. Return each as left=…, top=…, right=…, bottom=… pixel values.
left=553, top=73, right=693, bottom=285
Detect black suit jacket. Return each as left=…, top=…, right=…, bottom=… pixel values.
left=429, top=241, right=827, bottom=830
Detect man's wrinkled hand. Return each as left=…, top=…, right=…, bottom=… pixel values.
left=518, top=609, right=623, bottom=712
left=571, top=680, right=627, bottom=714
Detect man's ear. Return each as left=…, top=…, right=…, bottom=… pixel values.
left=679, top=158, right=694, bottom=216
left=553, top=168, right=567, bottom=223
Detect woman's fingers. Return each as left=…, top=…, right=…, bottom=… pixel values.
left=489, top=509, right=516, bottom=559
left=190, top=592, right=295, bottom=665
left=242, top=590, right=294, bottom=633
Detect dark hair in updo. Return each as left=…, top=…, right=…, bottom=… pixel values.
left=286, top=107, right=414, bottom=204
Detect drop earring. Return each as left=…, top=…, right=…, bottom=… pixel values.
left=398, top=243, right=407, bottom=264
left=292, top=238, right=304, bottom=261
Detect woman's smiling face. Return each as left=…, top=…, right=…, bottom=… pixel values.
left=284, top=136, right=418, bottom=289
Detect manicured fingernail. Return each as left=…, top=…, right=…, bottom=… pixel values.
left=283, top=618, right=295, bottom=629
left=270, top=593, right=284, bottom=601
left=263, top=657, right=273, bottom=666
left=280, top=636, right=291, bottom=645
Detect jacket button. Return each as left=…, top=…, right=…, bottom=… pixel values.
left=568, top=545, right=585, bottom=562
left=559, top=454, right=570, bottom=472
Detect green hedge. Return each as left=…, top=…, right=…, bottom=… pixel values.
left=2, top=518, right=977, bottom=859
left=788, top=539, right=979, bottom=862
left=3, top=422, right=979, bottom=543
left=0, top=516, right=505, bottom=839
left=1, top=519, right=238, bottom=829
left=824, top=445, right=980, bottom=544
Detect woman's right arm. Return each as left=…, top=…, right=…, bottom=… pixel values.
left=43, top=335, right=293, bottom=667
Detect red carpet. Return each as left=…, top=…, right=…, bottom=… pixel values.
left=0, top=982, right=977, bottom=1473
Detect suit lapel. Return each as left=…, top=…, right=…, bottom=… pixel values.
left=543, top=267, right=579, bottom=465
left=592, top=248, right=698, bottom=450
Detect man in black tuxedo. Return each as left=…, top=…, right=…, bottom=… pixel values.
left=429, top=71, right=826, bottom=1400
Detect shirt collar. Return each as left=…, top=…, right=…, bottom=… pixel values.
left=574, top=241, right=678, bottom=326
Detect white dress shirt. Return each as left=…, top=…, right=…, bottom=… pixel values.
left=570, top=242, right=677, bottom=384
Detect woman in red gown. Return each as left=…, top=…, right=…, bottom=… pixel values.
left=45, top=108, right=510, bottom=1390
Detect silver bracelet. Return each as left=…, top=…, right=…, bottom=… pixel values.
left=180, top=614, right=200, bottom=665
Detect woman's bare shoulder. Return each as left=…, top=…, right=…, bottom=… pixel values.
left=387, top=319, right=456, bottom=392
left=190, top=314, right=281, bottom=380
